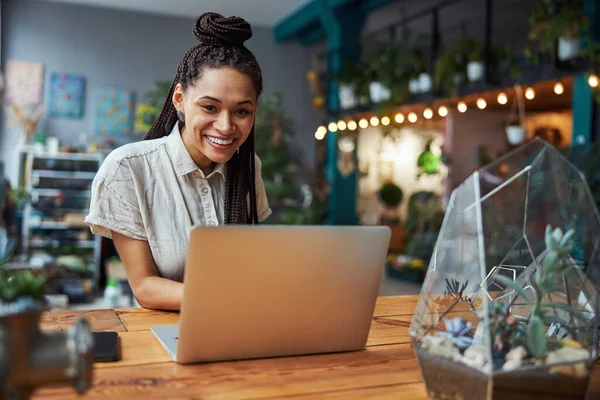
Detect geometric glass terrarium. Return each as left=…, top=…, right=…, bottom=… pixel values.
left=409, top=138, right=600, bottom=399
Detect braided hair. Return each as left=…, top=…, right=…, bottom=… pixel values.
left=145, top=12, right=262, bottom=225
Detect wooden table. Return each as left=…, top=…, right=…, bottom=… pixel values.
left=34, top=295, right=600, bottom=399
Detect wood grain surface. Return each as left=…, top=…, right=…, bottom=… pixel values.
left=39, top=309, right=126, bottom=332
left=33, top=295, right=599, bottom=399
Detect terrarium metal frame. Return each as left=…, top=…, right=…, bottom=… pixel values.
left=409, top=138, right=600, bottom=400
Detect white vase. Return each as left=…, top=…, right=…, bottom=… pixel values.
left=338, top=84, right=357, bottom=110
left=558, top=36, right=580, bottom=61
left=418, top=73, right=432, bottom=93
left=369, top=81, right=389, bottom=103
left=467, top=61, right=484, bottom=82
left=506, top=125, right=526, bottom=145
left=409, top=79, right=420, bottom=94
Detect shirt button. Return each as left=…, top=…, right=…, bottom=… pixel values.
left=201, top=187, right=209, bottom=195
left=208, top=221, right=216, bottom=227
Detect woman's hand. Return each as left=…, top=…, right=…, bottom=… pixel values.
left=111, top=231, right=183, bottom=311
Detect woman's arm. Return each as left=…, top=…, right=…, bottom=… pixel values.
left=111, top=231, right=183, bottom=311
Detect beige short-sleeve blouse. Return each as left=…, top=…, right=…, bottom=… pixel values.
left=84, top=123, right=271, bottom=282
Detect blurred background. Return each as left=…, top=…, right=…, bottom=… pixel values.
left=1, top=0, right=599, bottom=308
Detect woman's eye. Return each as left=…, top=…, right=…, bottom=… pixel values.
left=202, top=105, right=216, bottom=112
left=236, top=109, right=251, bottom=116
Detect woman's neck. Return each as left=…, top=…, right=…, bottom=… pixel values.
left=179, top=123, right=215, bottom=176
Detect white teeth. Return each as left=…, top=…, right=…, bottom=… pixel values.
left=207, top=136, right=233, bottom=146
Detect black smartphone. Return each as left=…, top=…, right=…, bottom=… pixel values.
left=92, top=331, right=121, bottom=362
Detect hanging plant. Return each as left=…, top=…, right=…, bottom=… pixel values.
left=417, top=139, right=442, bottom=177
left=528, top=0, right=586, bottom=61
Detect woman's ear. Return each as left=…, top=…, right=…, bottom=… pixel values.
left=172, top=83, right=185, bottom=113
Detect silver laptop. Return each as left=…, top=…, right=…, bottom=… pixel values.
left=151, top=225, right=391, bottom=364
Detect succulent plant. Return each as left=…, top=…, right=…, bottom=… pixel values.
left=0, top=270, right=46, bottom=303
left=496, top=225, right=591, bottom=359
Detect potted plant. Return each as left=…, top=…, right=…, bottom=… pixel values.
left=505, top=117, right=527, bottom=145
left=336, top=60, right=371, bottom=109
left=410, top=139, right=600, bottom=399
left=413, top=226, right=596, bottom=399
left=407, top=49, right=429, bottom=94
left=367, top=43, right=395, bottom=104
left=528, top=0, right=585, bottom=61
left=455, top=37, right=485, bottom=82
left=433, top=46, right=465, bottom=96
left=378, top=181, right=403, bottom=223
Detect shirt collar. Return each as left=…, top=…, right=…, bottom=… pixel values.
left=166, top=122, right=226, bottom=179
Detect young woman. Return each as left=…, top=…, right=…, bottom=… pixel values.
left=85, top=12, right=271, bottom=311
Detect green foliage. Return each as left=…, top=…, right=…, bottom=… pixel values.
left=254, top=92, right=324, bottom=225
left=11, top=187, right=29, bottom=209
left=528, top=1, right=585, bottom=56
left=254, top=92, right=296, bottom=178
left=0, top=270, right=46, bottom=302
left=135, top=80, right=171, bottom=134
left=378, top=182, right=403, bottom=207
left=494, top=224, right=590, bottom=360
left=527, top=315, right=547, bottom=358
left=367, top=36, right=427, bottom=104
left=433, top=46, right=464, bottom=96
left=336, top=59, right=372, bottom=102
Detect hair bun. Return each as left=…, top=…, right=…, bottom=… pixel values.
left=193, top=12, right=253, bottom=46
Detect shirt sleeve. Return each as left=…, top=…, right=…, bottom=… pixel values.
left=254, top=154, right=272, bottom=222
left=84, top=161, right=147, bottom=241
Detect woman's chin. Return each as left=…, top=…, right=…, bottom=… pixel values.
left=203, top=148, right=236, bottom=164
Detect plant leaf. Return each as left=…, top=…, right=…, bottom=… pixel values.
left=559, top=229, right=575, bottom=248
left=545, top=225, right=557, bottom=251
left=552, top=227, right=563, bottom=245
left=496, top=276, right=531, bottom=304
left=541, top=302, right=591, bottom=321
left=527, top=315, right=547, bottom=358
left=543, top=250, right=559, bottom=272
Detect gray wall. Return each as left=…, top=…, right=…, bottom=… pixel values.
left=1, top=0, right=318, bottom=185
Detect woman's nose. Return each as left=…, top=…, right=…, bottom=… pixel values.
left=214, top=112, right=233, bottom=134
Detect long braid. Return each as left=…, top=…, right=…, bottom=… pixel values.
left=146, top=12, right=263, bottom=225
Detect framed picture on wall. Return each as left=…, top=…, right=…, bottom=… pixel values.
left=93, top=86, right=135, bottom=138
left=49, top=72, right=85, bottom=119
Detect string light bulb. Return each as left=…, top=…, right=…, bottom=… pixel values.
left=370, top=116, right=380, bottom=127
left=457, top=102, right=467, bottom=113
left=315, top=126, right=327, bottom=140
left=347, top=120, right=357, bottom=131
left=553, top=82, right=564, bottom=95
left=408, top=112, right=417, bottom=123
left=589, top=74, right=599, bottom=88
left=497, top=92, right=508, bottom=105
left=525, top=87, right=535, bottom=100
left=337, top=120, right=347, bottom=131
left=381, top=116, right=391, bottom=126
left=423, top=108, right=433, bottom=119
left=438, top=106, right=448, bottom=117
left=394, top=113, right=404, bottom=123
left=477, top=98, right=487, bottom=110
left=359, top=118, right=369, bottom=129
left=328, top=122, right=338, bottom=132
